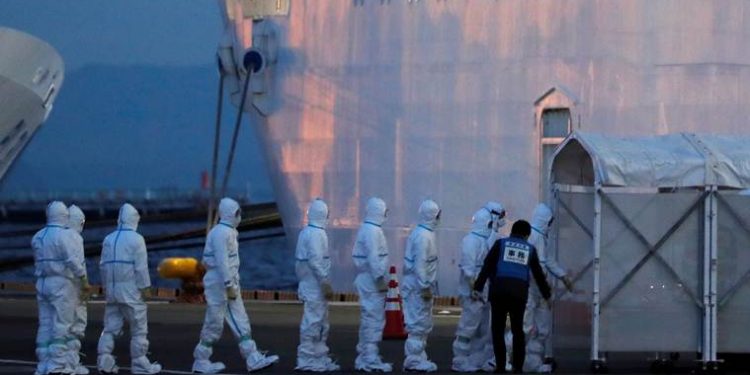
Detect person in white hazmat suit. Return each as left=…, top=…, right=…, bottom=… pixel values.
left=402, top=199, right=441, bottom=372
left=67, top=205, right=90, bottom=375
left=451, top=208, right=495, bottom=372
left=295, top=198, right=340, bottom=372
left=192, top=198, right=279, bottom=374
left=483, top=201, right=507, bottom=246
left=33, top=202, right=89, bottom=375
left=523, top=203, right=573, bottom=373
left=96, top=203, right=161, bottom=375
left=352, top=197, right=393, bottom=372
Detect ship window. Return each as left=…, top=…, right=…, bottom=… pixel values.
left=542, top=108, right=570, bottom=138
left=540, top=108, right=571, bottom=202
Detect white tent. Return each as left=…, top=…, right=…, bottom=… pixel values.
left=549, top=131, right=750, bottom=371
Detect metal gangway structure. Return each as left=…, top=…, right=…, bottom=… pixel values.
left=548, top=131, right=750, bottom=372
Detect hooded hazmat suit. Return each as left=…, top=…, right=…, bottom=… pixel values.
left=33, top=201, right=86, bottom=375
left=483, top=201, right=506, bottom=247
left=352, top=197, right=393, bottom=372
left=451, top=208, right=494, bottom=372
left=97, top=203, right=161, bottom=375
left=192, top=198, right=279, bottom=374
left=402, top=199, right=440, bottom=372
left=524, top=203, right=568, bottom=373
left=67, top=204, right=90, bottom=375
left=295, top=199, right=340, bottom=372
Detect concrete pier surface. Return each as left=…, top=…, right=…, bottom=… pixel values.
left=0, top=295, right=743, bottom=374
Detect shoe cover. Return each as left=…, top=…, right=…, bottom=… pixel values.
left=356, top=359, right=393, bottom=373
left=192, top=359, right=226, bottom=374
left=97, top=354, right=119, bottom=374
left=247, top=353, right=279, bottom=372
left=131, top=356, right=162, bottom=374
left=295, top=356, right=341, bottom=372
left=74, top=364, right=90, bottom=374
left=404, top=359, right=437, bottom=372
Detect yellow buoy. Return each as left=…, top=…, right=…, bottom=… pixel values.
left=158, top=257, right=203, bottom=280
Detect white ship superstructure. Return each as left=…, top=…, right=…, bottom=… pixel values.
left=217, top=0, right=750, bottom=294
left=0, top=27, right=63, bottom=182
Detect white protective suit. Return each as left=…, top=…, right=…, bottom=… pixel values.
left=483, top=201, right=506, bottom=247
left=402, top=199, right=440, bottom=372
left=295, top=199, right=340, bottom=372
left=67, top=205, right=90, bottom=375
left=524, top=203, right=568, bottom=373
left=192, top=198, right=279, bottom=374
left=352, top=197, right=393, bottom=372
left=97, top=203, right=161, bottom=375
left=33, top=202, right=86, bottom=375
left=451, top=208, right=494, bottom=372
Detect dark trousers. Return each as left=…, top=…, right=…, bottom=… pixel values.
left=490, top=295, right=527, bottom=372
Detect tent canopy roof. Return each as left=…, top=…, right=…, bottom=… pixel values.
left=551, top=132, right=750, bottom=189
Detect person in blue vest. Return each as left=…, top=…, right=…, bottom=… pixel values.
left=473, top=220, right=551, bottom=374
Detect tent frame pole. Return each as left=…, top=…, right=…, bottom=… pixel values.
left=591, top=183, right=602, bottom=364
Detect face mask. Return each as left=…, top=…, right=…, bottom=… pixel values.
left=548, top=217, right=555, bottom=228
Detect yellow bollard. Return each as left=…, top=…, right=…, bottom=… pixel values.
left=157, top=258, right=206, bottom=303
left=157, top=257, right=203, bottom=281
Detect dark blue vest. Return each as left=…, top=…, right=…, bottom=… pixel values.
left=495, top=237, right=534, bottom=282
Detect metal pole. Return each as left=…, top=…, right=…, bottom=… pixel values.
left=591, top=183, right=602, bottom=362
left=702, top=187, right=711, bottom=364
left=206, top=74, right=225, bottom=233
left=709, top=186, right=718, bottom=363
left=220, top=69, right=253, bottom=199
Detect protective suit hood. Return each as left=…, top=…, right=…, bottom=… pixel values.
left=471, top=208, right=492, bottom=237
left=68, top=204, right=85, bottom=233
left=418, top=199, right=440, bottom=229
left=118, top=203, right=140, bottom=231
left=46, top=201, right=69, bottom=226
left=218, top=197, right=241, bottom=228
left=307, top=198, right=329, bottom=229
left=364, top=197, right=387, bottom=225
left=484, top=201, right=506, bottom=231
left=531, top=203, right=554, bottom=235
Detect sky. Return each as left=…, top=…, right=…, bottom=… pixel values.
left=0, top=0, right=221, bottom=70
left=0, top=0, right=274, bottom=201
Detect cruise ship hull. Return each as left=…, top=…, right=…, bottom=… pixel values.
left=0, top=27, right=64, bottom=183
left=220, top=0, right=750, bottom=295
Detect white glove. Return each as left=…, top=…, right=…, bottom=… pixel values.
left=562, top=276, right=574, bottom=292
left=375, top=277, right=389, bottom=293
left=140, top=287, right=152, bottom=299
left=322, top=282, right=334, bottom=301
left=470, top=290, right=484, bottom=303
left=226, top=286, right=238, bottom=300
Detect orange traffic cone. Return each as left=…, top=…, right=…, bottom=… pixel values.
left=383, top=265, right=408, bottom=340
